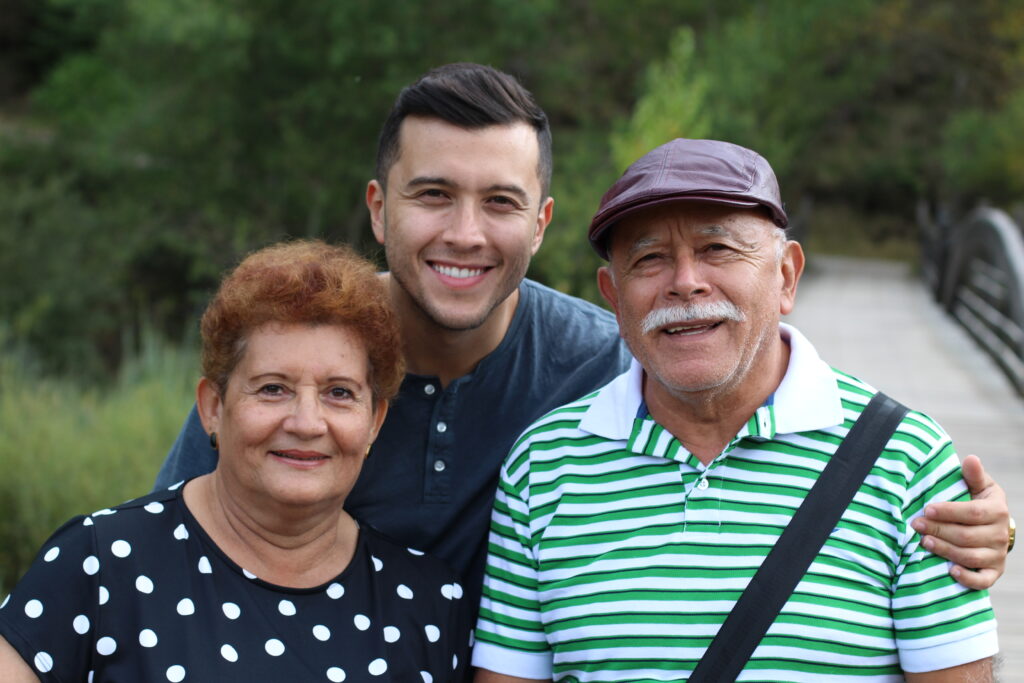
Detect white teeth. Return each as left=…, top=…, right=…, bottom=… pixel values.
left=433, top=264, right=484, bottom=279
left=666, top=324, right=713, bottom=335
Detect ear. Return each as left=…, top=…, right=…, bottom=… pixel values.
left=368, top=399, right=389, bottom=455
left=778, top=239, right=805, bottom=316
left=529, top=196, right=554, bottom=255
left=597, top=265, right=621, bottom=318
left=196, top=377, right=224, bottom=438
left=366, top=180, right=386, bottom=245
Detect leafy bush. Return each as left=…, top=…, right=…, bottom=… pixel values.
left=0, top=332, right=197, bottom=593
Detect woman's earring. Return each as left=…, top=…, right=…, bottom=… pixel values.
left=209, top=432, right=218, bottom=450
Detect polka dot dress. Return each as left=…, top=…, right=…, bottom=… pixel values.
left=0, top=485, right=470, bottom=681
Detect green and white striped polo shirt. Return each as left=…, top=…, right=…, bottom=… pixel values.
left=472, top=324, right=997, bottom=681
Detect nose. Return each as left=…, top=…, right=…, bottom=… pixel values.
left=667, top=252, right=711, bottom=299
left=442, top=202, right=487, bottom=250
left=284, top=390, right=328, bottom=438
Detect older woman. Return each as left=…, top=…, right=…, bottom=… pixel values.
left=0, top=240, right=469, bottom=681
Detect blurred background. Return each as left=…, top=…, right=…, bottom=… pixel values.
left=2, top=0, right=1023, bottom=597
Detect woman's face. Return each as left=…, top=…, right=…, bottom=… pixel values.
left=198, top=322, right=387, bottom=509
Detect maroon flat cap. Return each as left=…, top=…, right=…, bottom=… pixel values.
left=588, top=138, right=788, bottom=259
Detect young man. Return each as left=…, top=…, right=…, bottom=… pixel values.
left=155, top=65, right=1010, bottom=636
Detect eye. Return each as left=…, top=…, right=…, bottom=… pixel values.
left=258, top=383, right=287, bottom=397
left=415, top=188, right=450, bottom=205
left=327, top=386, right=353, bottom=400
left=486, top=195, right=523, bottom=211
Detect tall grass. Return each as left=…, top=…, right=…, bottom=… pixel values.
left=0, top=334, right=198, bottom=593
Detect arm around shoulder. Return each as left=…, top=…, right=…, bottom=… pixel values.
left=0, top=636, right=40, bottom=683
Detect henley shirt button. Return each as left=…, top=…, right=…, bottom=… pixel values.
left=436, top=421, right=447, bottom=433
left=696, top=477, right=709, bottom=491
left=433, top=459, right=446, bottom=472
left=424, top=384, right=436, bottom=396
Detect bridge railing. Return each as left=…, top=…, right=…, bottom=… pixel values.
left=919, top=203, right=1024, bottom=395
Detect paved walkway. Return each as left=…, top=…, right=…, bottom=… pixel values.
left=787, top=255, right=1024, bottom=680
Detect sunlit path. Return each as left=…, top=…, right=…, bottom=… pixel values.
left=787, top=254, right=1024, bottom=680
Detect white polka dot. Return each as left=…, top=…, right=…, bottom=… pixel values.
left=396, top=584, right=414, bottom=599
left=468, top=629, right=474, bottom=647
left=24, top=599, right=43, bottom=618
left=265, top=638, right=285, bottom=656
left=83, top=556, right=100, bottom=575
left=452, top=654, right=458, bottom=670
left=222, top=602, right=240, bottom=620
left=144, top=502, right=165, bottom=514
left=312, top=624, right=331, bottom=641
left=136, top=575, right=154, bottom=594
left=96, top=637, right=117, bottom=656
left=88, top=670, right=94, bottom=682
left=33, top=652, right=53, bottom=673
left=98, top=586, right=109, bottom=605
left=176, top=598, right=195, bottom=616
left=420, top=672, right=433, bottom=683
left=44, top=547, right=60, bottom=562
left=166, top=665, right=185, bottom=682
left=353, top=614, right=370, bottom=631
left=83, top=517, right=94, bottom=527
left=451, top=583, right=463, bottom=599
left=221, top=644, right=238, bottom=662
left=407, top=547, right=425, bottom=556
left=74, top=614, right=90, bottom=634
left=110, top=540, right=132, bottom=558
left=371, top=556, right=383, bottom=571
left=197, top=556, right=212, bottom=574
left=1, top=595, right=9, bottom=609
left=326, top=582, right=344, bottom=599
left=169, top=480, right=184, bottom=490
left=326, top=667, right=346, bottom=682
left=383, top=626, right=400, bottom=643
left=424, top=625, right=440, bottom=642
left=139, top=629, right=158, bottom=647
left=242, top=568, right=257, bottom=579
left=368, top=658, right=387, bottom=676
left=173, top=524, right=189, bottom=541
left=441, top=584, right=454, bottom=599
left=93, top=508, right=116, bottom=516
left=278, top=599, right=296, bottom=616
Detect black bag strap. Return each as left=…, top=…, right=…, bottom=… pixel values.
left=689, top=391, right=909, bottom=682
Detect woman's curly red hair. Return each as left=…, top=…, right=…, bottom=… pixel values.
left=200, top=240, right=403, bottom=401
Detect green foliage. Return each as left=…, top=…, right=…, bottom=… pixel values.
left=942, top=89, right=1024, bottom=203
left=610, top=27, right=711, bottom=174
left=0, top=332, right=197, bottom=593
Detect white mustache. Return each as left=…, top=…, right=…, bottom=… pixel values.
left=641, top=301, right=746, bottom=335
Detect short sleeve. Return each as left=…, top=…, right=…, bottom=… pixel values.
left=892, top=429, right=998, bottom=671
left=472, top=460, right=553, bottom=678
left=0, top=516, right=100, bottom=681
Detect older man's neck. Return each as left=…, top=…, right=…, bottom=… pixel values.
left=644, top=339, right=791, bottom=466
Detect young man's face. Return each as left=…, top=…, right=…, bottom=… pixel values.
left=368, top=116, right=552, bottom=331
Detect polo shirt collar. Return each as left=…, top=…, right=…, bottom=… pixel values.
left=578, top=323, right=845, bottom=445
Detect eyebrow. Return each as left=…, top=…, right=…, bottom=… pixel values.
left=405, top=176, right=530, bottom=204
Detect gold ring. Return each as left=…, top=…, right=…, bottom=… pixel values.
left=1009, top=517, right=1016, bottom=553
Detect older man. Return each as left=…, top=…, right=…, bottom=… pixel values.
left=473, top=139, right=998, bottom=681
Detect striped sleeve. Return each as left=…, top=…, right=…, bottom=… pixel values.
left=472, top=447, right=554, bottom=678
left=890, top=412, right=998, bottom=672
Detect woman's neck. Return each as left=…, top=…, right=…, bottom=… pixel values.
left=183, top=473, right=359, bottom=588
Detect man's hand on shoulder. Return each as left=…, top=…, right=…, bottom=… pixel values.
left=911, top=455, right=1010, bottom=589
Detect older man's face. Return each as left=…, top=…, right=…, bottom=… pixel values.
left=598, top=203, right=802, bottom=402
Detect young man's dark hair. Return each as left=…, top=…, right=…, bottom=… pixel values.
left=375, top=62, right=553, bottom=198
